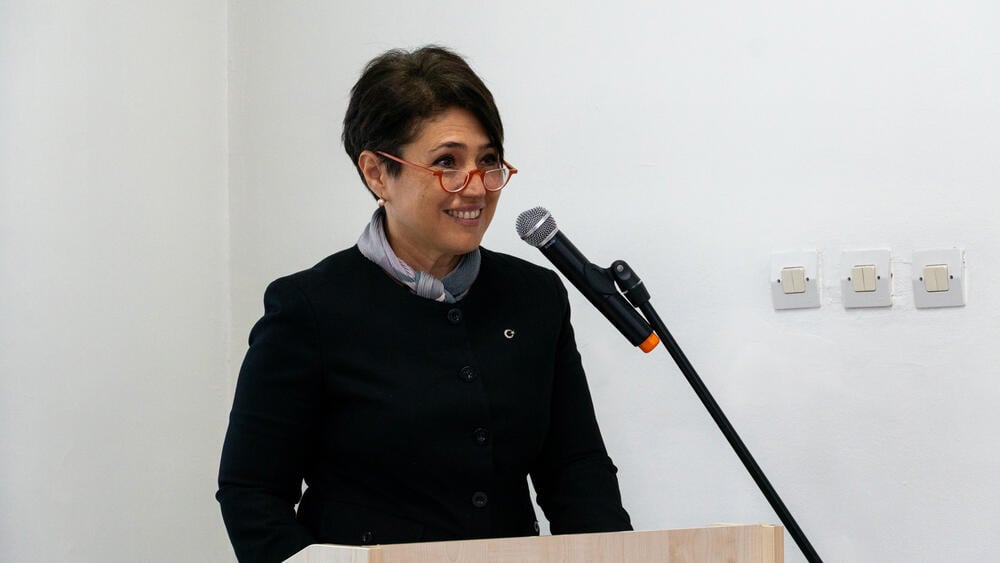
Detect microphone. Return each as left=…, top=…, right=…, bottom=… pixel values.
left=516, top=207, right=659, bottom=353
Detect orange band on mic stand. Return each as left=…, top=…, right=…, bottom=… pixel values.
left=638, top=332, right=660, bottom=353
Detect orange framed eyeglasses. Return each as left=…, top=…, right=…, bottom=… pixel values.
left=376, top=151, right=518, bottom=193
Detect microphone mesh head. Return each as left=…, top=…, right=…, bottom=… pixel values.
left=516, top=206, right=558, bottom=247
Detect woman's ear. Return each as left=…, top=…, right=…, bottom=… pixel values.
left=357, top=150, right=385, bottom=199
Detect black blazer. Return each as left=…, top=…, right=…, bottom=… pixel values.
left=217, top=247, right=631, bottom=562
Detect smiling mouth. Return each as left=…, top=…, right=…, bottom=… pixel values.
left=446, top=209, right=482, bottom=220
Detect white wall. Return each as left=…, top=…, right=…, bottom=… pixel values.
left=3, top=1, right=998, bottom=561
left=227, top=1, right=1000, bottom=562
left=0, top=2, right=232, bottom=561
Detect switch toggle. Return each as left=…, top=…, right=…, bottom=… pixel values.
left=781, top=267, right=806, bottom=294
left=922, top=264, right=949, bottom=292
left=850, top=265, right=877, bottom=292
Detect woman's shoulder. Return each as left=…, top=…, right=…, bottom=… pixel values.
left=267, top=246, right=372, bottom=296
left=310, top=245, right=367, bottom=275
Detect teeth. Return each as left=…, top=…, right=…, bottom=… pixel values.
left=448, top=209, right=482, bottom=220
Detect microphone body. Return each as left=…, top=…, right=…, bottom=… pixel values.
left=517, top=208, right=658, bottom=352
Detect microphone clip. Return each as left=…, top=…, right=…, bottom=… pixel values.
left=610, top=260, right=651, bottom=309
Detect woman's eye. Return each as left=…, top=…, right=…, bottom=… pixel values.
left=433, top=155, right=456, bottom=168
left=479, top=154, right=499, bottom=168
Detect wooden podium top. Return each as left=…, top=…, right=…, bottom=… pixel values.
left=285, top=523, right=783, bottom=562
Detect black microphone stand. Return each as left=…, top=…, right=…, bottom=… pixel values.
left=609, top=260, right=823, bottom=563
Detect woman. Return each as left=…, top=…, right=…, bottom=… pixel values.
left=217, top=46, right=631, bottom=563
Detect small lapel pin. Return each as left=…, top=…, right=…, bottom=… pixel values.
left=503, top=329, right=516, bottom=339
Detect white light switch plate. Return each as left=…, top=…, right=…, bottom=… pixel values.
left=840, top=249, right=892, bottom=308
left=771, top=250, right=821, bottom=310
left=912, top=248, right=966, bottom=308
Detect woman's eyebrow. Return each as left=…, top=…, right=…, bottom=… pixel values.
left=426, top=141, right=495, bottom=153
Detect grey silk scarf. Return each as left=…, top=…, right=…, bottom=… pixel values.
left=357, top=208, right=480, bottom=303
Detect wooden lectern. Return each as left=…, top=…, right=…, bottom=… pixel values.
left=284, top=523, right=783, bottom=562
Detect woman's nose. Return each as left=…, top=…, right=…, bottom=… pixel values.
left=461, top=170, right=488, bottom=195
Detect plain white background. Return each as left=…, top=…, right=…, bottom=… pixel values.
left=3, top=1, right=1000, bottom=561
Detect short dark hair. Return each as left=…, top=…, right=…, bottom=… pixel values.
left=342, top=46, right=504, bottom=198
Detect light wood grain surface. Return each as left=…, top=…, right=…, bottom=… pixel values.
left=284, top=524, right=783, bottom=563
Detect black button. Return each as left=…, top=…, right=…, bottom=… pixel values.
left=533, top=520, right=540, bottom=533
left=360, top=531, right=374, bottom=545
left=472, top=491, right=488, bottom=508
left=460, top=366, right=477, bottom=381
left=473, top=427, right=489, bottom=445
left=447, top=308, right=463, bottom=324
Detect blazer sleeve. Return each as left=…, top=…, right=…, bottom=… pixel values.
left=530, top=273, right=633, bottom=534
left=217, top=276, right=322, bottom=563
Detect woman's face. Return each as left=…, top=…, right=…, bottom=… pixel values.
left=373, top=107, right=501, bottom=277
